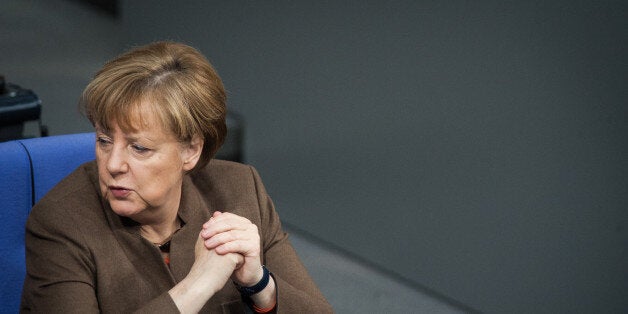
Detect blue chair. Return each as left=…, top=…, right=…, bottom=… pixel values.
left=0, top=133, right=95, bottom=313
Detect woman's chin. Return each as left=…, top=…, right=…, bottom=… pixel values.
left=108, top=199, right=144, bottom=218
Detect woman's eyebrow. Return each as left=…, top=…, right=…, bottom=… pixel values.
left=125, top=133, right=159, bottom=145
left=94, top=127, right=110, bottom=136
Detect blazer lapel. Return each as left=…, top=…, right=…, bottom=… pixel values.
left=168, top=175, right=213, bottom=282
left=102, top=200, right=177, bottom=290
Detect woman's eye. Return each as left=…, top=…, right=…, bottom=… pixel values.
left=97, top=137, right=112, bottom=145
left=132, top=144, right=150, bottom=153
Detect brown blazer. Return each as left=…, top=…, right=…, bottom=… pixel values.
left=21, top=160, right=333, bottom=313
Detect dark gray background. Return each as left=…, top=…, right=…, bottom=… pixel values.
left=3, top=1, right=627, bottom=313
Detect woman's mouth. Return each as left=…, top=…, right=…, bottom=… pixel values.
left=109, top=186, right=131, bottom=198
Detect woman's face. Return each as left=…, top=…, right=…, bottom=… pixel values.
left=95, top=108, right=201, bottom=223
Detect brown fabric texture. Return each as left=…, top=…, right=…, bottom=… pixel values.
left=20, top=160, right=333, bottom=313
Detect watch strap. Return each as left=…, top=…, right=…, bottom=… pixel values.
left=234, top=265, right=270, bottom=297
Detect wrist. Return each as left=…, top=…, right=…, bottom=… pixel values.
left=249, top=275, right=276, bottom=312
left=169, top=274, right=219, bottom=313
left=185, top=260, right=229, bottom=296
left=234, top=265, right=271, bottom=297
left=237, top=266, right=265, bottom=287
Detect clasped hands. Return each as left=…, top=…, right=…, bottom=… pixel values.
left=172, top=211, right=268, bottom=313
left=195, top=211, right=264, bottom=289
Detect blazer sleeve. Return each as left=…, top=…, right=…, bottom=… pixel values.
left=249, top=166, right=334, bottom=313
left=21, top=200, right=100, bottom=313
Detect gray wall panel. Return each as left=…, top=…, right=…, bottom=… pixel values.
left=114, top=1, right=628, bottom=312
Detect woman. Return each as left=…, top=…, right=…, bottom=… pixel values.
left=21, top=42, right=333, bottom=313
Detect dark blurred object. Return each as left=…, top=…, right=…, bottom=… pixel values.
left=68, top=0, right=118, bottom=17
left=215, top=111, right=245, bottom=163
left=0, top=76, right=48, bottom=142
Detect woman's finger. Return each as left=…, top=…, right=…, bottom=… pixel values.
left=201, top=212, right=255, bottom=238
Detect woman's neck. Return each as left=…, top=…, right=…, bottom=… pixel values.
left=140, top=215, right=182, bottom=245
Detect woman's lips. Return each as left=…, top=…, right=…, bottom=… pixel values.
left=109, top=186, right=131, bottom=198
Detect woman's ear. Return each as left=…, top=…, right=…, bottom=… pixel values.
left=182, top=135, right=203, bottom=171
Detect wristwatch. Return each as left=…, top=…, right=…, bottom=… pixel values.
left=234, top=265, right=271, bottom=297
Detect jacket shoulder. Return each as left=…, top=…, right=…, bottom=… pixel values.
left=204, top=159, right=253, bottom=175
left=190, top=159, right=263, bottom=209
left=193, top=159, right=257, bottom=185
left=30, top=161, right=102, bottom=223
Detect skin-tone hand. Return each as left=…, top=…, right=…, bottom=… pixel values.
left=201, top=211, right=277, bottom=309
left=168, top=233, right=244, bottom=313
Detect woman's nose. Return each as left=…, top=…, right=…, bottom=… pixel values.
left=106, top=145, right=129, bottom=175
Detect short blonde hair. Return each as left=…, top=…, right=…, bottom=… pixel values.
left=79, top=41, right=227, bottom=172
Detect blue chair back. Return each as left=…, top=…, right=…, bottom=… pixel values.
left=0, top=133, right=95, bottom=313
